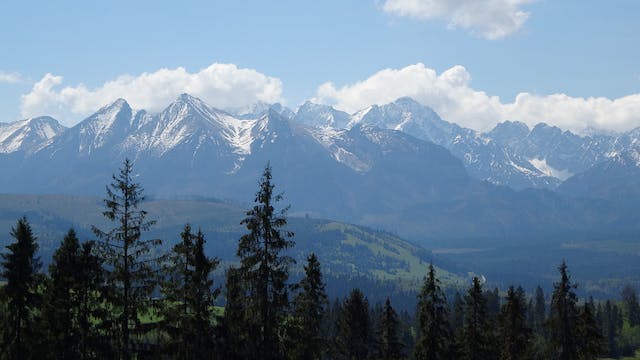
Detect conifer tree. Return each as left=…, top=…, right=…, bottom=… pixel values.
left=235, top=163, right=295, bottom=359
left=621, top=285, right=640, bottom=327
left=0, top=217, right=43, bottom=360
left=460, top=276, right=496, bottom=360
left=599, top=300, right=622, bottom=358
left=289, top=253, right=327, bottom=360
left=336, top=288, right=373, bottom=360
left=92, top=159, right=163, bottom=360
left=43, top=229, right=105, bottom=359
left=548, top=261, right=579, bottom=360
left=160, top=224, right=219, bottom=359
left=576, top=298, right=604, bottom=360
left=374, top=297, right=404, bottom=360
left=532, top=286, right=546, bottom=334
left=415, top=263, right=450, bottom=360
left=221, top=267, right=250, bottom=359
left=498, top=286, right=530, bottom=360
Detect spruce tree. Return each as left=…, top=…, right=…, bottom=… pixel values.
left=336, top=288, right=373, bottom=360
left=415, top=263, right=450, bottom=360
left=532, top=286, right=546, bottom=335
left=160, top=224, right=219, bottom=359
left=289, top=253, right=327, bottom=360
left=621, top=285, right=640, bottom=327
left=235, top=163, right=295, bottom=359
left=92, top=158, right=163, bottom=359
left=0, top=217, right=43, bottom=360
left=43, top=229, right=105, bottom=359
left=576, top=298, right=604, bottom=360
left=498, top=286, right=530, bottom=360
left=374, top=297, right=404, bottom=360
left=547, top=261, right=579, bottom=360
left=600, top=300, right=622, bottom=358
left=221, top=267, right=250, bottom=359
left=460, top=276, right=496, bottom=360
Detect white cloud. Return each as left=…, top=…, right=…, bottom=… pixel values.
left=20, top=63, right=284, bottom=126
left=382, top=0, right=535, bottom=39
left=313, top=63, right=640, bottom=133
left=0, top=71, right=22, bottom=84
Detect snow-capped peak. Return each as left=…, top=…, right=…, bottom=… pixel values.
left=0, top=116, right=66, bottom=154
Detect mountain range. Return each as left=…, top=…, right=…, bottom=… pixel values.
left=2, top=93, right=640, bottom=293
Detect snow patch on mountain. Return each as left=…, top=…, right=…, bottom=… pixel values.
left=529, top=158, right=573, bottom=181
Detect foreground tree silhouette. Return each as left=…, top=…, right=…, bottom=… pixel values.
left=621, top=285, right=640, bottom=327
left=548, top=261, right=579, bottom=360
left=43, top=229, right=105, bottom=359
left=160, top=224, right=219, bottom=359
left=375, top=297, right=405, bottom=360
left=336, top=288, right=373, bottom=359
left=460, top=276, right=496, bottom=360
left=415, top=263, right=451, bottom=360
left=576, top=298, right=604, bottom=360
left=289, top=253, right=328, bottom=360
left=92, top=159, right=163, bottom=360
left=498, top=286, right=530, bottom=360
left=235, top=164, right=295, bottom=359
left=0, top=217, right=43, bottom=360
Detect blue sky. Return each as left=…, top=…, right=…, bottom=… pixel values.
left=1, top=0, right=639, bottom=132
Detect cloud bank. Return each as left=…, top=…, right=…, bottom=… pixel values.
left=314, top=63, right=640, bottom=133
left=382, top=0, right=535, bottom=39
left=20, top=63, right=283, bottom=126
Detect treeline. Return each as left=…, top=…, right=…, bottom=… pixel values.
left=1, top=159, right=640, bottom=359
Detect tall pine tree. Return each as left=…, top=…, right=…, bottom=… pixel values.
left=621, top=285, right=640, bottom=327
left=415, top=263, right=451, bottom=360
left=160, top=224, right=219, bottom=359
left=336, top=288, right=373, bottom=360
left=0, top=217, right=43, bottom=360
left=498, top=286, right=530, bottom=360
left=221, top=267, right=250, bottom=359
left=236, top=163, right=295, bottom=359
left=43, top=229, right=105, bottom=359
left=576, top=298, right=604, bottom=360
left=374, top=297, right=404, bottom=360
left=289, top=253, right=327, bottom=360
left=92, top=158, right=163, bottom=360
left=460, top=276, right=496, bottom=360
left=547, top=261, right=579, bottom=360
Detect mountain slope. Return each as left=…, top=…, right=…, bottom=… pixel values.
left=0, top=193, right=461, bottom=284
left=0, top=116, right=66, bottom=154
left=303, top=97, right=560, bottom=189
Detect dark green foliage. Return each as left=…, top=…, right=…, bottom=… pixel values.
left=336, top=288, right=373, bottom=360
left=576, top=298, right=604, bottom=360
left=289, top=253, right=328, bottom=360
left=220, top=267, right=250, bottom=359
left=499, top=286, right=531, bottom=360
left=415, top=263, right=450, bottom=360
left=235, top=164, right=295, bottom=359
left=160, top=224, right=220, bottom=359
left=622, top=285, right=640, bottom=327
left=374, top=297, right=404, bottom=360
left=92, top=159, right=163, bottom=359
left=0, top=217, right=43, bottom=360
left=43, top=229, right=106, bottom=359
left=486, top=286, right=501, bottom=320
left=460, top=277, right=496, bottom=360
left=532, top=286, right=546, bottom=335
left=548, top=261, right=579, bottom=360
left=599, top=300, right=623, bottom=358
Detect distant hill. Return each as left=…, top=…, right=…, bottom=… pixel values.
left=0, top=193, right=463, bottom=289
